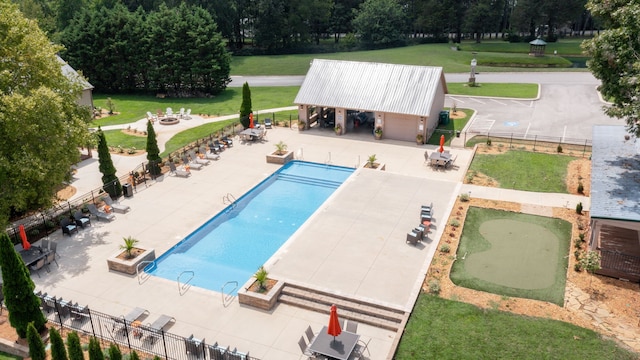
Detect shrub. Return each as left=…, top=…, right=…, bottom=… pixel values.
left=66, top=331, right=84, bottom=360
left=49, top=328, right=68, bottom=360
left=460, top=193, right=470, bottom=202
left=557, top=144, right=563, bottom=153
left=428, top=279, right=441, bottom=294
left=574, top=238, right=583, bottom=249
left=574, top=250, right=581, bottom=260
left=440, top=244, right=451, bottom=253
left=574, top=263, right=582, bottom=272
left=579, top=233, right=585, bottom=241
left=576, top=202, right=583, bottom=214
left=449, top=219, right=460, bottom=227
left=27, top=323, right=46, bottom=360
left=486, top=138, right=492, bottom=146
left=255, top=266, right=269, bottom=292
left=577, top=182, right=584, bottom=194
left=127, top=147, right=136, bottom=154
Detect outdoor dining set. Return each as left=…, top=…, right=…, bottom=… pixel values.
left=425, top=150, right=456, bottom=168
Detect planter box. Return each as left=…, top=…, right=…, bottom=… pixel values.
left=362, top=162, right=386, bottom=171
left=266, top=151, right=293, bottom=165
left=238, top=276, right=284, bottom=311
left=107, top=248, right=155, bottom=275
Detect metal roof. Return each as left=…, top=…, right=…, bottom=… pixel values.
left=590, top=125, right=640, bottom=221
left=294, top=59, right=446, bottom=116
left=57, top=56, right=94, bottom=91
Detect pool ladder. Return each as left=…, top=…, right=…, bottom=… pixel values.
left=221, top=281, right=238, bottom=307
left=136, top=260, right=155, bottom=285
left=178, top=270, right=194, bottom=296
left=222, top=193, right=237, bottom=209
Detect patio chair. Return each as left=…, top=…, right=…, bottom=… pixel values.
left=199, top=146, right=220, bottom=160
left=60, top=218, right=78, bottom=236
left=44, top=250, right=58, bottom=271
left=181, top=154, right=203, bottom=170
left=102, top=196, right=130, bottom=214
left=214, top=139, right=226, bottom=151
left=124, top=307, right=149, bottom=322
left=208, top=343, right=228, bottom=360
left=184, top=108, right=192, bottom=120
left=346, top=320, right=359, bottom=333
left=305, top=325, right=316, bottom=343
left=87, top=204, right=115, bottom=221
left=406, top=230, right=420, bottom=245
left=208, top=141, right=221, bottom=154
left=146, top=111, right=157, bottom=122
left=353, top=338, right=371, bottom=359
left=221, top=135, right=233, bottom=147
left=264, top=118, right=272, bottom=129
left=424, top=150, right=429, bottom=164
left=189, top=149, right=210, bottom=166
left=29, top=257, right=46, bottom=277
left=73, top=210, right=91, bottom=228
left=298, top=336, right=315, bottom=358
left=40, top=239, right=50, bottom=250
left=166, top=107, right=173, bottom=116
left=179, top=108, right=185, bottom=118
left=143, top=314, right=175, bottom=344
left=422, top=202, right=433, bottom=213
left=169, top=162, right=191, bottom=177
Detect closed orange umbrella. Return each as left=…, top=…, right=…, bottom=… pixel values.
left=439, top=134, right=445, bottom=153
left=19, top=225, right=30, bottom=250
left=327, top=304, right=342, bottom=340
left=249, top=113, right=254, bottom=128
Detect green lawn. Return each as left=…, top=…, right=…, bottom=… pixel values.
left=231, top=41, right=583, bottom=75
left=450, top=207, right=571, bottom=305
left=468, top=150, right=574, bottom=192
left=395, top=294, right=636, bottom=360
left=460, top=38, right=586, bottom=55
left=447, top=83, right=539, bottom=98
left=426, top=108, right=474, bottom=145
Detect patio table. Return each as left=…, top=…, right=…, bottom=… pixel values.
left=19, top=247, right=46, bottom=267
left=429, top=151, right=453, bottom=167
left=308, top=326, right=359, bottom=360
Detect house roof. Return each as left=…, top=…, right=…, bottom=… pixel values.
left=57, top=56, right=93, bottom=91
left=294, top=59, right=447, bottom=117
left=590, top=125, right=640, bottom=221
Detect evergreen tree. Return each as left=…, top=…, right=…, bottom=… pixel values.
left=239, top=82, right=252, bottom=129
left=146, top=120, right=162, bottom=177
left=108, top=343, right=122, bottom=360
left=129, top=350, right=140, bottom=360
left=0, top=233, right=46, bottom=337
left=66, top=331, right=84, bottom=360
left=96, top=128, right=122, bottom=198
left=88, top=337, right=104, bottom=360
left=27, top=322, right=46, bottom=360
left=50, top=327, right=69, bottom=360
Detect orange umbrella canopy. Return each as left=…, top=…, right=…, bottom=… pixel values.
left=249, top=113, right=254, bottom=128
left=19, top=225, right=30, bottom=250
left=327, top=304, right=342, bottom=338
left=439, top=134, right=445, bottom=153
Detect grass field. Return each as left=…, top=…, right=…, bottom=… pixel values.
left=450, top=207, right=571, bottom=305
left=468, top=150, right=574, bottom=192
left=395, top=294, right=636, bottom=360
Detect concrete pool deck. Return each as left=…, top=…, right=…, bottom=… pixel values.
left=36, top=126, right=475, bottom=359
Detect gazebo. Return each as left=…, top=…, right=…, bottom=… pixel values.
left=528, top=37, right=547, bottom=57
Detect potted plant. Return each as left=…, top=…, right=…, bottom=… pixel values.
left=416, top=133, right=424, bottom=145
left=107, top=236, right=155, bottom=274
left=266, top=141, right=294, bottom=164
left=120, top=236, right=139, bottom=259
left=334, top=123, right=342, bottom=135
left=298, top=120, right=306, bottom=131
left=238, top=265, right=284, bottom=310
left=254, top=266, right=269, bottom=293
left=374, top=127, right=383, bottom=140
left=367, top=154, right=377, bottom=168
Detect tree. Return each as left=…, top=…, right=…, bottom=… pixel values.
left=88, top=337, right=104, bottom=360
left=108, top=343, right=122, bottom=360
left=0, top=233, right=46, bottom=338
left=352, top=0, right=407, bottom=47
left=583, top=0, right=640, bottom=136
left=0, top=1, right=92, bottom=229
left=239, top=82, right=252, bottom=129
left=66, top=331, right=84, bottom=360
left=146, top=120, right=162, bottom=176
left=49, top=328, right=69, bottom=360
left=129, top=350, right=140, bottom=360
left=27, top=322, right=46, bottom=360
left=96, top=128, right=123, bottom=198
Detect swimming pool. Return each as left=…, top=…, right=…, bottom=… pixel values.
left=148, top=161, right=355, bottom=294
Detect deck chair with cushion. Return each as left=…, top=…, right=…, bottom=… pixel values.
left=181, top=154, right=203, bottom=170
left=168, top=162, right=191, bottom=177
left=221, top=135, right=234, bottom=147
left=189, top=149, right=210, bottom=166
left=184, top=335, right=205, bottom=357
left=406, top=230, right=421, bottom=245
left=214, top=139, right=226, bottom=151
left=199, top=146, right=220, bottom=160
left=208, top=141, right=221, bottom=154
left=73, top=210, right=91, bottom=228
left=143, top=314, right=175, bottom=344
left=88, top=204, right=115, bottom=221
left=102, top=196, right=130, bottom=214
left=60, top=218, right=78, bottom=236
left=226, top=348, right=249, bottom=360
left=113, top=307, right=149, bottom=333
left=264, top=118, right=272, bottom=129
left=208, top=343, right=229, bottom=360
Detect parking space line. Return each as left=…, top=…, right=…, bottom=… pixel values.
left=524, top=123, right=531, bottom=138
left=491, top=99, right=508, bottom=106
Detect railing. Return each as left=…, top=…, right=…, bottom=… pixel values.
left=177, top=271, right=194, bottom=296
left=221, top=281, right=238, bottom=307
left=463, top=131, right=592, bottom=157
left=137, top=261, right=154, bottom=285
left=222, top=193, right=237, bottom=208
left=37, top=293, right=258, bottom=360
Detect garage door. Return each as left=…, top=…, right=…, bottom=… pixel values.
left=384, top=114, right=418, bottom=141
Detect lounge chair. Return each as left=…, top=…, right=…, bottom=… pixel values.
left=102, top=196, right=130, bottom=214
left=406, top=230, right=421, bottom=245
left=199, top=146, right=220, bottom=160
left=181, top=154, right=203, bottom=170
left=87, top=204, right=115, bottom=221
left=73, top=210, right=91, bottom=228
left=169, top=162, right=191, bottom=177
left=222, top=135, right=233, bottom=147
left=208, top=141, right=221, bottom=154
left=124, top=307, right=149, bottom=322
left=55, top=299, right=72, bottom=319
left=60, top=218, right=78, bottom=236
left=214, top=139, right=226, bottom=151
left=184, top=108, right=191, bottom=120
left=29, top=257, right=46, bottom=277
left=143, top=314, right=176, bottom=344
left=189, top=150, right=210, bottom=166
left=208, top=343, right=228, bottom=360
left=264, top=118, right=272, bottom=129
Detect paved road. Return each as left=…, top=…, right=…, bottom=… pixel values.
left=230, top=72, right=623, bottom=142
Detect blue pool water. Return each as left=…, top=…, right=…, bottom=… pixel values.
left=148, top=161, right=354, bottom=294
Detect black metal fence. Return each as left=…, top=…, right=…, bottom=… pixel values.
left=464, top=131, right=592, bottom=157
left=39, top=293, right=257, bottom=360
left=599, top=250, right=640, bottom=278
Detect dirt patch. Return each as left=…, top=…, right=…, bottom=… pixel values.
left=115, top=247, right=146, bottom=261
left=449, top=110, right=465, bottom=119
left=56, top=185, right=76, bottom=201
left=566, top=158, right=591, bottom=195
left=247, top=279, right=278, bottom=294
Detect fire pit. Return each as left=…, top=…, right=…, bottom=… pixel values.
left=159, top=117, right=179, bottom=125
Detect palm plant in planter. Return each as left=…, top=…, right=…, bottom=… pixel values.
left=274, top=141, right=288, bottom=155
left=374, top=127, right=383, bottom=140
left=367, top=154, right=377, bottom=168
left=255, top=266, right=269, bottom=293
left=120, top=236, right=139, bottom=259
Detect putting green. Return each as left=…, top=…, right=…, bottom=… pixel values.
left=465, top=219, right=559, bottom=289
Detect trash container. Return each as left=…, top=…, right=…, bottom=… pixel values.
left=439, top=111, right=450, bottom=125
left=123, top=183, right=133, bottom=198
left=456, top=130, right=461, bottom=138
